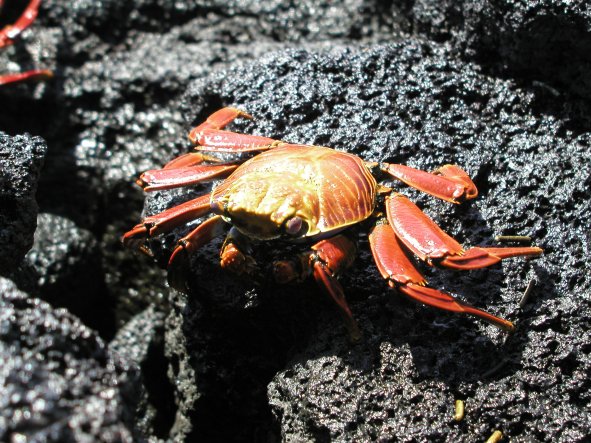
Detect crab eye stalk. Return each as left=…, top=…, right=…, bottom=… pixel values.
left=284, top=216, right=307, bottom=236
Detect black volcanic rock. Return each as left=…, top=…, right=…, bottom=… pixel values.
left=0, top=278, right=136, bottom=442
left=0, top=133, right=46, bottom=274
left=409, top=0, right=591, bottom=100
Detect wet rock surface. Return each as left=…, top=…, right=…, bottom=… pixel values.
left=0, top=278, right=135, bottom=442
left=0, top=0, right=589, bottom=442
left=0, top=132, right=46, bottom=274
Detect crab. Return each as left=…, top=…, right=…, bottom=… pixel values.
left=0, top=0, right=51, bottom=86
left=123, top=107, right=542, bottom=340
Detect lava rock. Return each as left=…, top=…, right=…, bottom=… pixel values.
left=0, top=133, right=46, bottom=274
left=0, top=277, right=136, bottom=442
left=409, top=0, right=591, bottom=100
left=109, top=305, right=172, bottom=442
left=2, top=0, right=590, bottom=442
left=19, top=212, right=116, bottom=336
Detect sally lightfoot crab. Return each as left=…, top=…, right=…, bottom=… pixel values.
left=123, top=107, right=542, bottom=340
left=0, top=0, right=51, bottom=86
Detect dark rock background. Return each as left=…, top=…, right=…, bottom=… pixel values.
left=0, top=0, right=589, bottom=442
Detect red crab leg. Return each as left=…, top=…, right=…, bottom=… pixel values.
left=0, top=0, right=41, bottom=47
left=122, top=193, right=212, bottom=248
left=273, top=235, right=361, bottom=340
left=219, top=228, right=258, bottom=277
left=137, top=164, right=238, bottom=191
left=0, top=0, right=53, bottom=86
left=162, top=152, right=223, bottom=169
left=188, top=107, right=281, bottom=153
left=167, top=215, right=226, bottom=291
left=381, top=163, right=478, bottom=203
left=0, top=69, right=52, bottom=86
left=369, top=221, right=515, bottom=331
left=311, top=236, right=361, bottom=341
left=188, top=107, right=253, bottom=142
left=385, top=193, right=543, bottom=268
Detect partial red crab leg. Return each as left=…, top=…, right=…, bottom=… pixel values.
left=369, top=220, right=515, bottom=331
left=381, top=163, right=478, bottom=203
left=162, top=152, right=223, bottom=169
left=0, top=0, right=41, bottom=47
left=137, top=164, right=238, bottom=191
left=188, top=107, right=253, bottom=142
left=122, top=193, right=212, bottom=249
left=0, top=69, right=52, bottom=86
left=385, top=193, right=543, bottom=267
left=0, top=0, right=53, bottom=86
left=167, top=215, right=226, bottom=291
left=308, top=236, right=361, bottom=341
left=189, top=107, right=282, bottom=153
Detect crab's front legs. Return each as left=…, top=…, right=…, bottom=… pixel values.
left=274, top=235, right=362, bottom=341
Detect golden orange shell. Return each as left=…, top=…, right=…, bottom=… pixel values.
left=212, top=145, right=377, bottom=237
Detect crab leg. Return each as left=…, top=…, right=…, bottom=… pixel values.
left=137, top=164, right=238, bottom=191
left=385, top=193, right=543, bottom=268
left=273, top=235, right=361, bottom=340
left=122, top=193, right=212, bottom=248
left=0, top=0, right=53, bottom=86
left=188, top=107, right=282, bottom=153
left=369, top=221, right=515, bottom=331
left=167, top=215, right=226, bottom=291
left=162, top=152, right=223, bottom=169
left=381, top=163, right=478, bottom=203
left=0, top=69, right=52, bottom=86
left=0, top=0, right=42, bottom=47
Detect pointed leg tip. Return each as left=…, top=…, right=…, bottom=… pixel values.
left=495, top=318, right=515, bottom=333
left=167, top=245, right=191, bottom=293
left=348, top=327, right=363, bottom=343
left=122, top=225, right=149, bottom=249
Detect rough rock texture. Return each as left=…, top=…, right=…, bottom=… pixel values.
left=0, top=278, right=135, bottom=442
left=0, top=0, right=589, bottom=442
left=409, top=0, right=591, bottom=101
left=19, top=213, right=116, bottom=335
left=0, top=133, right=46, bottom=274
left=109, top=306, right=171, bottom=442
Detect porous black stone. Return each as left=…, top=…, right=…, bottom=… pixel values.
left=0, top=277, right=136, bottom=442
left=0, top=132, right=46, bottom=274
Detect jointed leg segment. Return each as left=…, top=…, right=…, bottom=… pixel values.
left=0, top=0, right=52, bottom=86
left=385, top=193, right=542, bottom=269
left=273, top=235, right=361, bottom=341
left=381, top=163, right=478, bottom=203
left=369, top=219, right=516, bottom=331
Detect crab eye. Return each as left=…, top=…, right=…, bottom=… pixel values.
left=284, top=216, right=306, bottom=236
